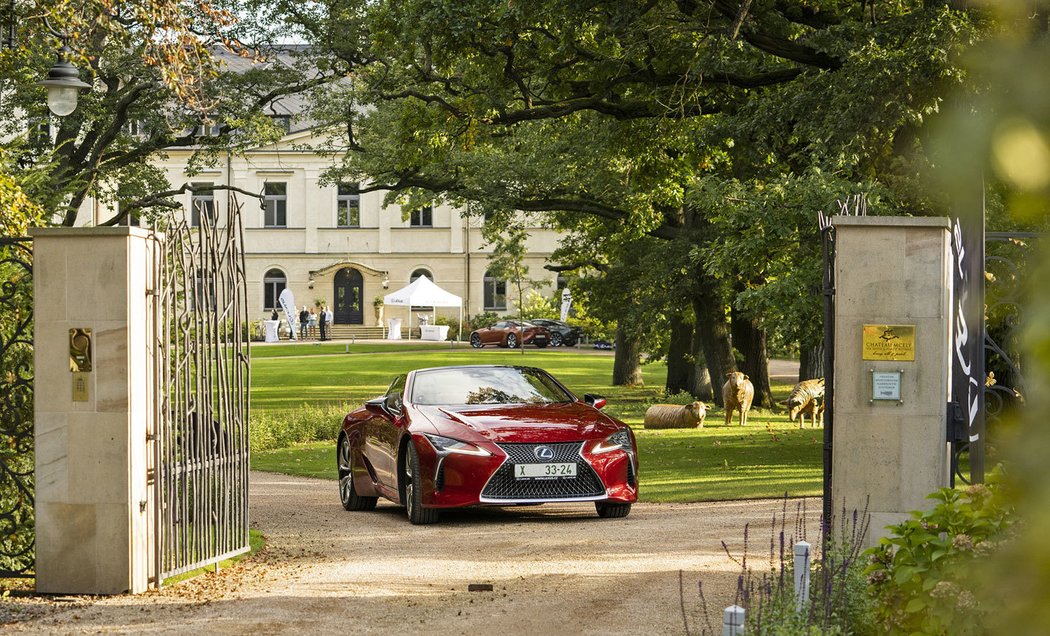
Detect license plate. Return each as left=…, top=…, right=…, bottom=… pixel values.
left=514, top=463, right=577, bottom=480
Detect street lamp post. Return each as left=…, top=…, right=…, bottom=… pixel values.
left=37, top=45, right=91, bottom=116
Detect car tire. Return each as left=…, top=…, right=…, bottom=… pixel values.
left=595, top=502, right=632, bottom=519
left=338, top=436, right=377, bottom=511
left=470, top=333, right=482, bottom=348
left=550, top=332, right=563, bottom=347
left=403, top=440, right=439, bottom=525
left=506, top=333, right=519, bottom=348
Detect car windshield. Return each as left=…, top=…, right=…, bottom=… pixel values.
left=410, top=367, right=574, bottom=405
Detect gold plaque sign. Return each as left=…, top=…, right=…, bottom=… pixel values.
left=862, top=325, right=916, bottom=361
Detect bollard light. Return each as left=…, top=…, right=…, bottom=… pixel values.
left=37, top=45, right=91, bottom=116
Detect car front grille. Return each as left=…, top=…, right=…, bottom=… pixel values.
left=480, top=442, right=605, bottom=501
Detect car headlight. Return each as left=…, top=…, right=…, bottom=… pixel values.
left=593, top=429, right=632, bottom=454
left=424, top=433, right=491, bottom=456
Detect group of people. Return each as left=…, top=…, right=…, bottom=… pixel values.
left=270, top=305, right=333, bottom=340
left=297, top=305, right=334, bottom=340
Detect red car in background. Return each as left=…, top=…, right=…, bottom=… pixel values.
left=469, top=320, right=550, bottom=348
left=336, top=365, right=639, bottom=524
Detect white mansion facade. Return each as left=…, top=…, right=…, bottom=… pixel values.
left=82, top=127, right=564, bottom=328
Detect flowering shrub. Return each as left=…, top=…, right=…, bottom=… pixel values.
left=864, top=476, right=1014, bottom=635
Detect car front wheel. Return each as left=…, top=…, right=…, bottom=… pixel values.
left=470, top=333, right=483, bottom=348
left=506, top=333, right=519, bottom=348
left=404, top=441, right=439, bottom=525
left=338, top=436, right=377, bottom=511
left=550, top=332, right=563, bottom=347
left=595, top=501, right=631, bottom=518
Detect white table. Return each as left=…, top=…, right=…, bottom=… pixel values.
left=386, top=317, right=403, bottom=340
left=420, top=325, right=449, bottom=341
left=263, top=320, right=280, bottom=342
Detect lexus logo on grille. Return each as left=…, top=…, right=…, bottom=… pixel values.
left=534, top=446, right=555, bottom=460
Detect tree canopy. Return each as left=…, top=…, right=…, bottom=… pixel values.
left=276, top=0, right=1010, bottom=397
left=0, top=0, right=338, bottom=227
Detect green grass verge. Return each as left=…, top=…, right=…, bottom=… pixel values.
left=162, top=529, right=266, bottom=586
left=250, top=347, right=667, bottom=414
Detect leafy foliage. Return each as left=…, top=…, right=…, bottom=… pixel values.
left=864, top=479, right=1015, bottom=635
left=0, top=0, right=334, bottom=227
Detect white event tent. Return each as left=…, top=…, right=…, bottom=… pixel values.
left=383, top=275, right=463, bottom=340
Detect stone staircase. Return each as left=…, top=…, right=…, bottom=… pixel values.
left=326, top=325, right=389, bottom=340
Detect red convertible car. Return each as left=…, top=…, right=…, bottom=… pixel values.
left=337, top=365, right=638, bottom=524
left=469, top=320, right=550, bottom=348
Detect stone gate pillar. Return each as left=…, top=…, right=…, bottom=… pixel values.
left=831, top=216, right=952, bottom=546
left=30, top=227, right=159, bottom=594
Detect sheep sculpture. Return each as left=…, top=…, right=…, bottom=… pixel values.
left=722, top=371, right=755, bottom=426
left=643, top=401, right=707, bottom=429
left=782, top=378, right=825, bottom=428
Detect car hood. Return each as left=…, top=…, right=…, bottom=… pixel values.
left=412, top=402, right=622, bottom=444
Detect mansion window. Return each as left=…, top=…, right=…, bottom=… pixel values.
left=191, top=183, right=215, bottom=227
left=270, top=114, right=291, bottom=133
left=483, top=269, right=507, bottom=310
left=263, top=268, right=286, bottom=310
left=410, top=205, right=433, bottom=227
left=337, top=183, right=360, bottom=227
left=263, top=182, right=287, bottom=227
left=410, top=269, right=433, bottom=311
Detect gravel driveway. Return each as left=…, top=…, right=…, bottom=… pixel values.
left=5, top=472, right=820, bottom=634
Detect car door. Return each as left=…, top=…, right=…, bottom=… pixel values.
left=366, top=375, right=405, bottom=494
left=484, top=321, right=507, bottom=345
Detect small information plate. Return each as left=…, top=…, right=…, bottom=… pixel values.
left=871, top=370, right=902, bottom=402
left=515, top=463, right=577, bottom=480
left=72, top=371, right=90, bottom=402
left=862, top=325, right=915, bottom=361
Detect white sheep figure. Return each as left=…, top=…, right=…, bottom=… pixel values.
left=643, top=401, right=707, bottom=429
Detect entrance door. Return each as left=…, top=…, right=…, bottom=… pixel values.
left=334, top=268, right=364, bottom=324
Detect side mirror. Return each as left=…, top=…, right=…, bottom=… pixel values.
left=364, top=397, right=388, bottom=417
left=584, top=394, right=607, bottom=410
left=384, top=393, right=404, bottom=417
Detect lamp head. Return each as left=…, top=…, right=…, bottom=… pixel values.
left=37, top=46, right=91, bottom=117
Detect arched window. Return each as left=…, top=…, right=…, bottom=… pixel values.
left=263, top=268, right=286, bottom=310
left=410, top=269, right=433, bottom=311
left=410, top=268, right=433, bottom=283
left=483, top=269, right=507, bottom=310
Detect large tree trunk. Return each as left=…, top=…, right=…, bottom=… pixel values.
left=732, top=308, right=774, bottom=408
left=665, top=312, right=693, bottom=395
left=688, top=318, right=714, bottom=401
left=799, top=339, right=824, bottom=381
left=612, top=323, right=643, bottom=386
left=692, top=277, right=735, bottom=407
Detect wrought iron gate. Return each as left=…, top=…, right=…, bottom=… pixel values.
left=948, top=229, right=1035, bottom=486
left=155, top=199, right=251, bottom=584
left=0, top=237, right=33, bottom=578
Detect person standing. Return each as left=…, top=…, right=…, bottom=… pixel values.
left=308, top=307, right=318, bottom=339
left=318, top=304, right=328, bottom=341
left=325, top=305, right=334, bottom=340
left=299, top=306, right=310, bottom=340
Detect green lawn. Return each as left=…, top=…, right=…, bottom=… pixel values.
left=250, top=346, right=669, bottom=418
left=248, top=343, right=820, bottom=503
